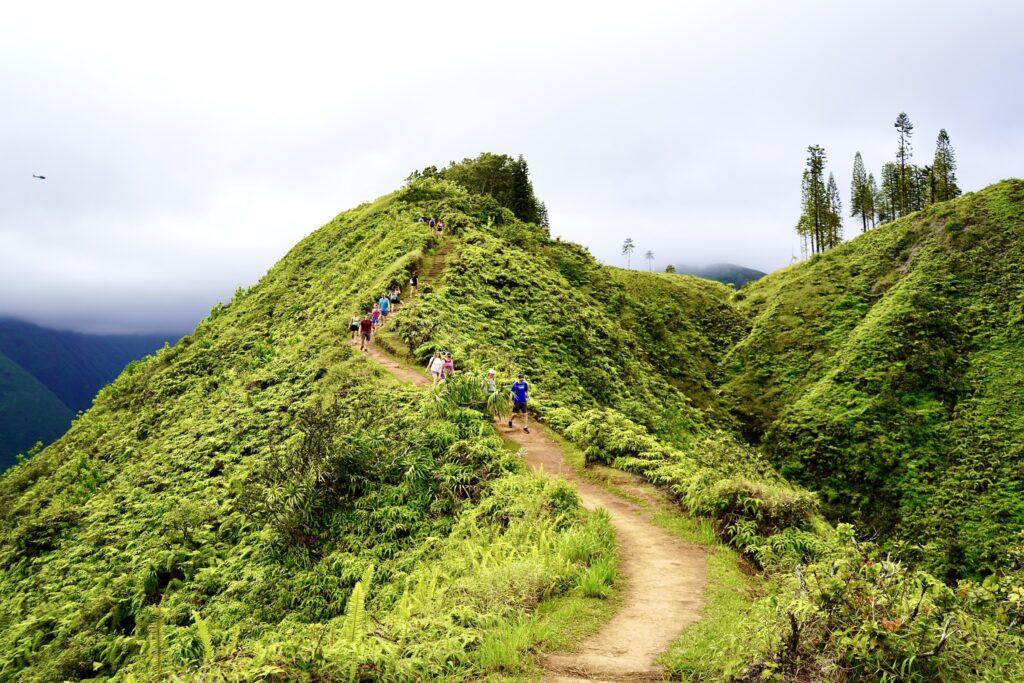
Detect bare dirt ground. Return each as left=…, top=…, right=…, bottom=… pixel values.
left=363, top=342, right=707, bottom=681
left=359, top=244, right=708, bottom=681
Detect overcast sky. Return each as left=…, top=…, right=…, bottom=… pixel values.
left=2, top=1, right=1022, bottom=333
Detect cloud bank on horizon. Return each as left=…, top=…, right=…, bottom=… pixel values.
left=2, top=0, right=1022, bottom=333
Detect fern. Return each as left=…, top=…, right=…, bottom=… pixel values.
left=147, top=609, right=165, bottom=677
left=192, top=610, right=215, bottom=665
left=340, top=564, right=375, bottom=644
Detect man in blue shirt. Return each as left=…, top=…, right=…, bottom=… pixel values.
left=508, top=373, right=530, bottom=433
left=378, top=293, right=390, bottom=325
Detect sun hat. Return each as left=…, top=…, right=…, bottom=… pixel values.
left=488, top=368, right=496, bottom=374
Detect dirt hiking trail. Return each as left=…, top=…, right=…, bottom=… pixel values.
left=360, top=244, right=708, bottom=682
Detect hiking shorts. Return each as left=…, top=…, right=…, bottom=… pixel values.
left=512, top=401, right=528, bottom=414
left=349, top=324, right=359, bottom=331
left=361, top=332, right=371, bottom=341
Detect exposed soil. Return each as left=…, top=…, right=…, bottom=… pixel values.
left=359, top=243, right=709, bottom=681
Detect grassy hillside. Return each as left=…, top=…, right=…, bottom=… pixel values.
left=723, top=180, right=1024, bottom=579
left=0, top=187, right=620, bottom=681
left=0, top=350, right=73, bottom=468
left=1, top=158, right=1021, bottom=682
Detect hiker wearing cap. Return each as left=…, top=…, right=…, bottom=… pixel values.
left=484, top=368, right=497, bottom=395
left=508, top=374, right=530, bottom=433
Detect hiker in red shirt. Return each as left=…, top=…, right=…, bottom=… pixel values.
left=359, top=313, right=374, bottom=352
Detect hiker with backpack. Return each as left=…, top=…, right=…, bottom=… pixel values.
left=427, top=351, right=444, bottom=385
left=508, top=374, right=530, bottom=433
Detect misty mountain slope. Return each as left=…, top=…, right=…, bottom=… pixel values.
left=0, top=318, right=174, bottom=412
left=672, top=263, right=766, bottom=288
left=722, top=179, right=1024, bottom=577
left=0, top=350, right=73, bottom=466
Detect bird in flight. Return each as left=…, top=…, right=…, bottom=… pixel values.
left=32, top=174, right=46, bottom=180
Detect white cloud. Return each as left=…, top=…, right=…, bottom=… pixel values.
left=1, top=0, right=1022, bottom=332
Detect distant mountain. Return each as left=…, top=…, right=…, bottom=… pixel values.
left=0, top=318, right=177, bottom=468
left=672, top=263, right=766, bottom=288
left=0, top=349, right=74, bottom=466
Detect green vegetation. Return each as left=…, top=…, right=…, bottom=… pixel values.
left=0, top=154, right=1021, bottom=681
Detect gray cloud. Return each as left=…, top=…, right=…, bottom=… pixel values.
left=2, top=1, right=1021, bottom=333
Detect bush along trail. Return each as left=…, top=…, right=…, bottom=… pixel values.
left=360, top=243, right=709, bottom=682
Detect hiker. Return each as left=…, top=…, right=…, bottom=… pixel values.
left=348, top=314, right=361, bottom=343
left=441, top=352, right=455, bottom=380
left=428, top=218, right=436, bottom=230
left=484, top=368, right=497, bottom=394
left=436, top=220, right=444, bottom=237
left=409, top=270, right=419, bottom=297
left=378, top=293, right=390, bottom=325
left=389, top=286, right=402, bottom=308
left=417, top=216, right=426, bottom=224
left=371, top=305, right=381, bottom=329
left=427, top=351, right=444, bottom=385
left=358, top=313, right=373, bottom=351
left=508, top=373, right=530, bottom=433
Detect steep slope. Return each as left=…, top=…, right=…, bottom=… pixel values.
left=722, top=179, right=1024, bottom=578
left=0, top=187, right=624, bottom=682
left=0, top=318, right=175, bottom=412
left=0, top=350, right=74, bottom=468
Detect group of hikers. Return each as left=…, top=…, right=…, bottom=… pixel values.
left=417, top=216, right=445, bottom=238
left=348, top=269, right=530, bottom=432
left=349, top=284, right=405, bottom=351
left=427, top=354, right=530, bottom=432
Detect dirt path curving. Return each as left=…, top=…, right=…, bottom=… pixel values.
left=360, top=243, right=708, bottom=681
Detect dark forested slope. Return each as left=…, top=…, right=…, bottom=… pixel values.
left=0, top=350, right=74, bottom=465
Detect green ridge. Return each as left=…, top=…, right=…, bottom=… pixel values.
left=1, top=158, right=1022, bottom=681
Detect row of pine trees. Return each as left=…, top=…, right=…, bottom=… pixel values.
left=797, top=113, right=960, bottom=256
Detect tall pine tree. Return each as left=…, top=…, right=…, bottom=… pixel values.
left=931, top=129, right=961, bottom=203
left=826, top=173, right=843, bottom=249
left=894, top=112, right=914, bottom=217
left=796, top=145, right=829, bottom=255
left=851, top=151, right=872, bottom=233
left=866, top=173, right=878, bottom=228
left=878, top=162, right=900, bottom=224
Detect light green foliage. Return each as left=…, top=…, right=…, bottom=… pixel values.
left=725, top=180, right=1024, bottom=579
left=0, top=179, right=614, bottom=681
left=1, top=154, right=1022, bottom=681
